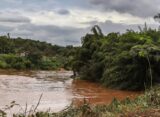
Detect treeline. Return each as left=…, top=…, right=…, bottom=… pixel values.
left=72, top=25, right=160, bottom=90
left=0, top=36, right=78, bottom=70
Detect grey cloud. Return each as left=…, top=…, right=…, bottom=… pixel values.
left=80, top=20, right=99, bottom=25
left=11, top=30, right=33, bottom=37
left=23, top=21, right=157, bottom=46
left=1, top=19, right=158, bottom=46
left=9, top=23, right=87, bottom=46
left=89, top=0, right=159, bottom=17
left=56, top=9, right=70, bottom=15
left=0, top=24, right=14, bottom=36
left=90, top=20, right=158, bottom=35
left=0, top=11, right=30, bottom=23
left=0, top=17, right=30, bottom=23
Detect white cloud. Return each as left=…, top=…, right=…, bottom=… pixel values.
left=22, top=8, right=155, bottom=29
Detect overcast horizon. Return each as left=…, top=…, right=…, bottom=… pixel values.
left=0, top=0, right=160, bottom=46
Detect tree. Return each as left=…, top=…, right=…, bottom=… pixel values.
left=73, top=25, right=160, bottom=90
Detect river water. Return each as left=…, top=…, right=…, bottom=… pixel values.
left=0, top=70, right=141, bottom=115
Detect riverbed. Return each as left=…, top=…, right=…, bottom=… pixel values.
left=0, top=70, right=141, bottom=115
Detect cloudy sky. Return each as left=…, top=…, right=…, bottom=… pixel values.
left=0, top=0, right=159, bottom=46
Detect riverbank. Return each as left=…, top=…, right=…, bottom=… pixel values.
left=51, top=86, right=160, bottom=117
left=0, top=68, right=70, bottom=75
left=0, top=70, right=142, bottom=117
left=0, top=72, right=158, bottom=117
left=0, top=85, right=159, bottom=117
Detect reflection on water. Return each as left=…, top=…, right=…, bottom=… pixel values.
left=0, top=70, right=141, bottom=115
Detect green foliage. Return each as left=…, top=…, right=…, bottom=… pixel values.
left=73, top=25, right=160, bottom=90
left=39, top=56, right=62, bottom=70
left=0, top=36, right=78, bottom=70
left=0, top=60, right=7, bottom=68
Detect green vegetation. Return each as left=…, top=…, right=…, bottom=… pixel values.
left=72, top=24, right=160, bottom=90
left=1, top=24, right=159, bottom=91
left=1, top=23, right=159, bottom=89
left=0, top=36, right=78, bottom=70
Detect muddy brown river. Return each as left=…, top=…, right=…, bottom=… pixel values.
left=0, top=70, right=141, bottom=115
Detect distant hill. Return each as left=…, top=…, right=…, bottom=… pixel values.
left=0, top=35, right=78, bottom=70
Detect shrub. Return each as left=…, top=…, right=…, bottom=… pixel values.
left=0, top=60, right=7, bottom=69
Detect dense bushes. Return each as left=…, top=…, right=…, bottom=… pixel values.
left=73, top=25, right=160, bottom=90
left=0, top=54, right=69, bottom=70
left=0, top=53, right=75, bottom=70
left=0, top=36, right=78, bottom=70
left=0, top=54, right=27, bottom=69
